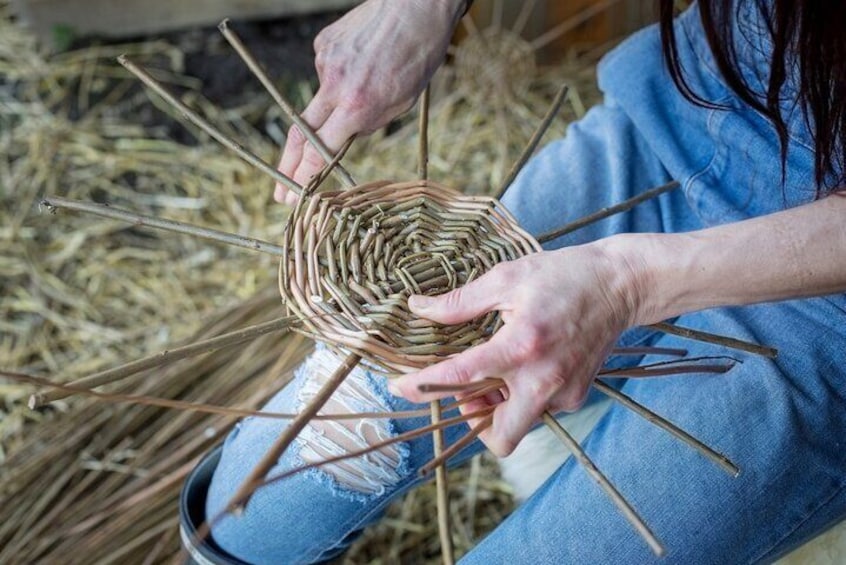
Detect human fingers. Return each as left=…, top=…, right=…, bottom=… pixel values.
left=484, top=364, right=573, bottom=457
left=407, top=263, right=517, bottom=325
left=455, top=386, right=507, bottom=434
left=290, top=107, right=361, bottom=188
left=391, top=327, right=518, bottom=403
left=274, top=94, right=334, bottom=203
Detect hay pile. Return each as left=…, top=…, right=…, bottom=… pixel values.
left=0, top=0, right=605, bottom=561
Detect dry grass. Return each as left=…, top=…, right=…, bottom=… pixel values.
left=0, top=1, right=605, bottom=561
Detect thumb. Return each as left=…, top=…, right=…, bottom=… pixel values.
left=408, top=273, right=504, bottom=325
left=292, top=108, right=361, bottom=186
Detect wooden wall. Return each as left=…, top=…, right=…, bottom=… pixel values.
left=469, top=0, right=656, bottom=61
left=12, top=0, right=361, bottom=39
left=13, top=0, right=654, bottom=56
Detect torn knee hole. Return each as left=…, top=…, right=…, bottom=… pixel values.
left=295, top=347, right=404, bottom=495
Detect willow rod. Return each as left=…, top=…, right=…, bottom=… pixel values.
left=195, top=407, right=495, bottom=547
left=599, top=363, right=734, bottom=378
left=530, top=0, right=626, bottom=50
left=431, top=401, right=454, bottom=565
left=417, top=373, right=737, bottom=479
left=117, top=55, right=302, bottom=195
left=41, top=196, right=286, bottom=257
left=29, top=315, right=296, bottom=407
left=536, top=180, right=681, bottom=244
left=495, top=83, right=569, bottom=199
left=611, top=346, right=687, bottom=357
left=11, top=371, right=443, bottom=422
left=225, top=353, right=362, bottom=513
left=648, top=322, right=778, bottom=358
left=218, top=19, right=356, bottom=189
left=592, top=380, right=740, bottom=477
left=417, top=81, right=454, bottom=564
left=304, top=135, right=356, bottom=196
left=511, top=0, right=540, bottom=36
left=420, top=414, right=493, bottom=476
left=3, top=369, right=509, bottom=425
left=261, top=407, right=494, bottom=490
left=418, top=86, right=431, bottom=181
left=542, top=411, right=665, bottom=557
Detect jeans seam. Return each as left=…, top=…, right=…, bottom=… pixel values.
left=750, top=480, right=846, bottom=564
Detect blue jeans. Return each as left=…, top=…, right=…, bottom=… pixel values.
left=206, top=5, right=846, bottom=563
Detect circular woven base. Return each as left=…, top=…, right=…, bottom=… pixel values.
left=279, top=180, right=541, bottom=373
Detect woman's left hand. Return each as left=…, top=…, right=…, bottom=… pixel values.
left=390, top=240, right=646, bottom=457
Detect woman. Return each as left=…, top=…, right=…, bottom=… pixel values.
left=202, top=0, right=846, bottom=562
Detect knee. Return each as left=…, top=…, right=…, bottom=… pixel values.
left=203, top=346, right=411, bottom=563
left=294, top=346, right=409, bottom=497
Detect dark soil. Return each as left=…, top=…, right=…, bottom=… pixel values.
left=177, top=13, right=341, bottom=106
left=56, top=10, right=347, bottom=143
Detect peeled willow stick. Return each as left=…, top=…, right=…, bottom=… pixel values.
left=599, top=362, right=735, bottom=378
left=611, top=346, right=687, bottom=357
left=495, top=83, right=569, bottom=199
left=418, top=86, right=431, bottom=181
left=512, top=0, right=540, bottom=36
left=261, top=407, right=494, bottom=489
left=304, top=135, right=356, bottom=196
left=592, top=380, right=740, bottom=477
left=117, top=55, right=302, bottom=196
left=536, top=180, right=681, bottom=243
left=541, top=411, right=665, bottom=557
left=218, top=19, right=356, bottom=189
left=8, top=370, right=452, bottom=422
left=420, top=414, right=494, bottom=476
left=648, top=321, right=778, bottom=358
left=195, top=406, right=494, bottom=546
left=28, top=316, right=295, bottom=407
left=41, top=196, right=286, bottom=257
left=430, top=401, right=455, bottom=564
left=417, top=370, right=738, bottom=479
left=530, top=0, right=626, bottom=50
left=224, top=353, right=362, bottom=513
left=418, top=82, right=454, bottom=565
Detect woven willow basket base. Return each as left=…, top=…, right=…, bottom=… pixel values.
left=279, top=179, right=541, bottom=373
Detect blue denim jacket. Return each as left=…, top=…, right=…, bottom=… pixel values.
left=598, top=2, right=828, bottom=227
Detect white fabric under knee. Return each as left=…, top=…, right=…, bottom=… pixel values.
left=295, top=347, right=403, bottom=495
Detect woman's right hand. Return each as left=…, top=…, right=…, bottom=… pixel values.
left=275, top=0, right=466, bottom=203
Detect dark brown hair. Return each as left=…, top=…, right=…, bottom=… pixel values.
left=659, top=0, right=845, bottom=191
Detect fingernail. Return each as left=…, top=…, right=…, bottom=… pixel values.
left=408, top=295, right=432, bottom=311
left=387, top=380, right=401, bottom=396
left=273, top=185, right=284, bottom=203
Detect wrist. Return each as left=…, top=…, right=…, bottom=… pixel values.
left=595, top=233, right=700, bottom=327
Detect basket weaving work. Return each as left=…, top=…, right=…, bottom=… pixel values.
left=280, top=179, right=540, bottom=373
left=5, top=10, right=778, bottom=562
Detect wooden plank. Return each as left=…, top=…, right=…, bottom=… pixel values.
left=466, top=0, right=656, bottom=63
left=12, top=0, right=361, bottom=39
